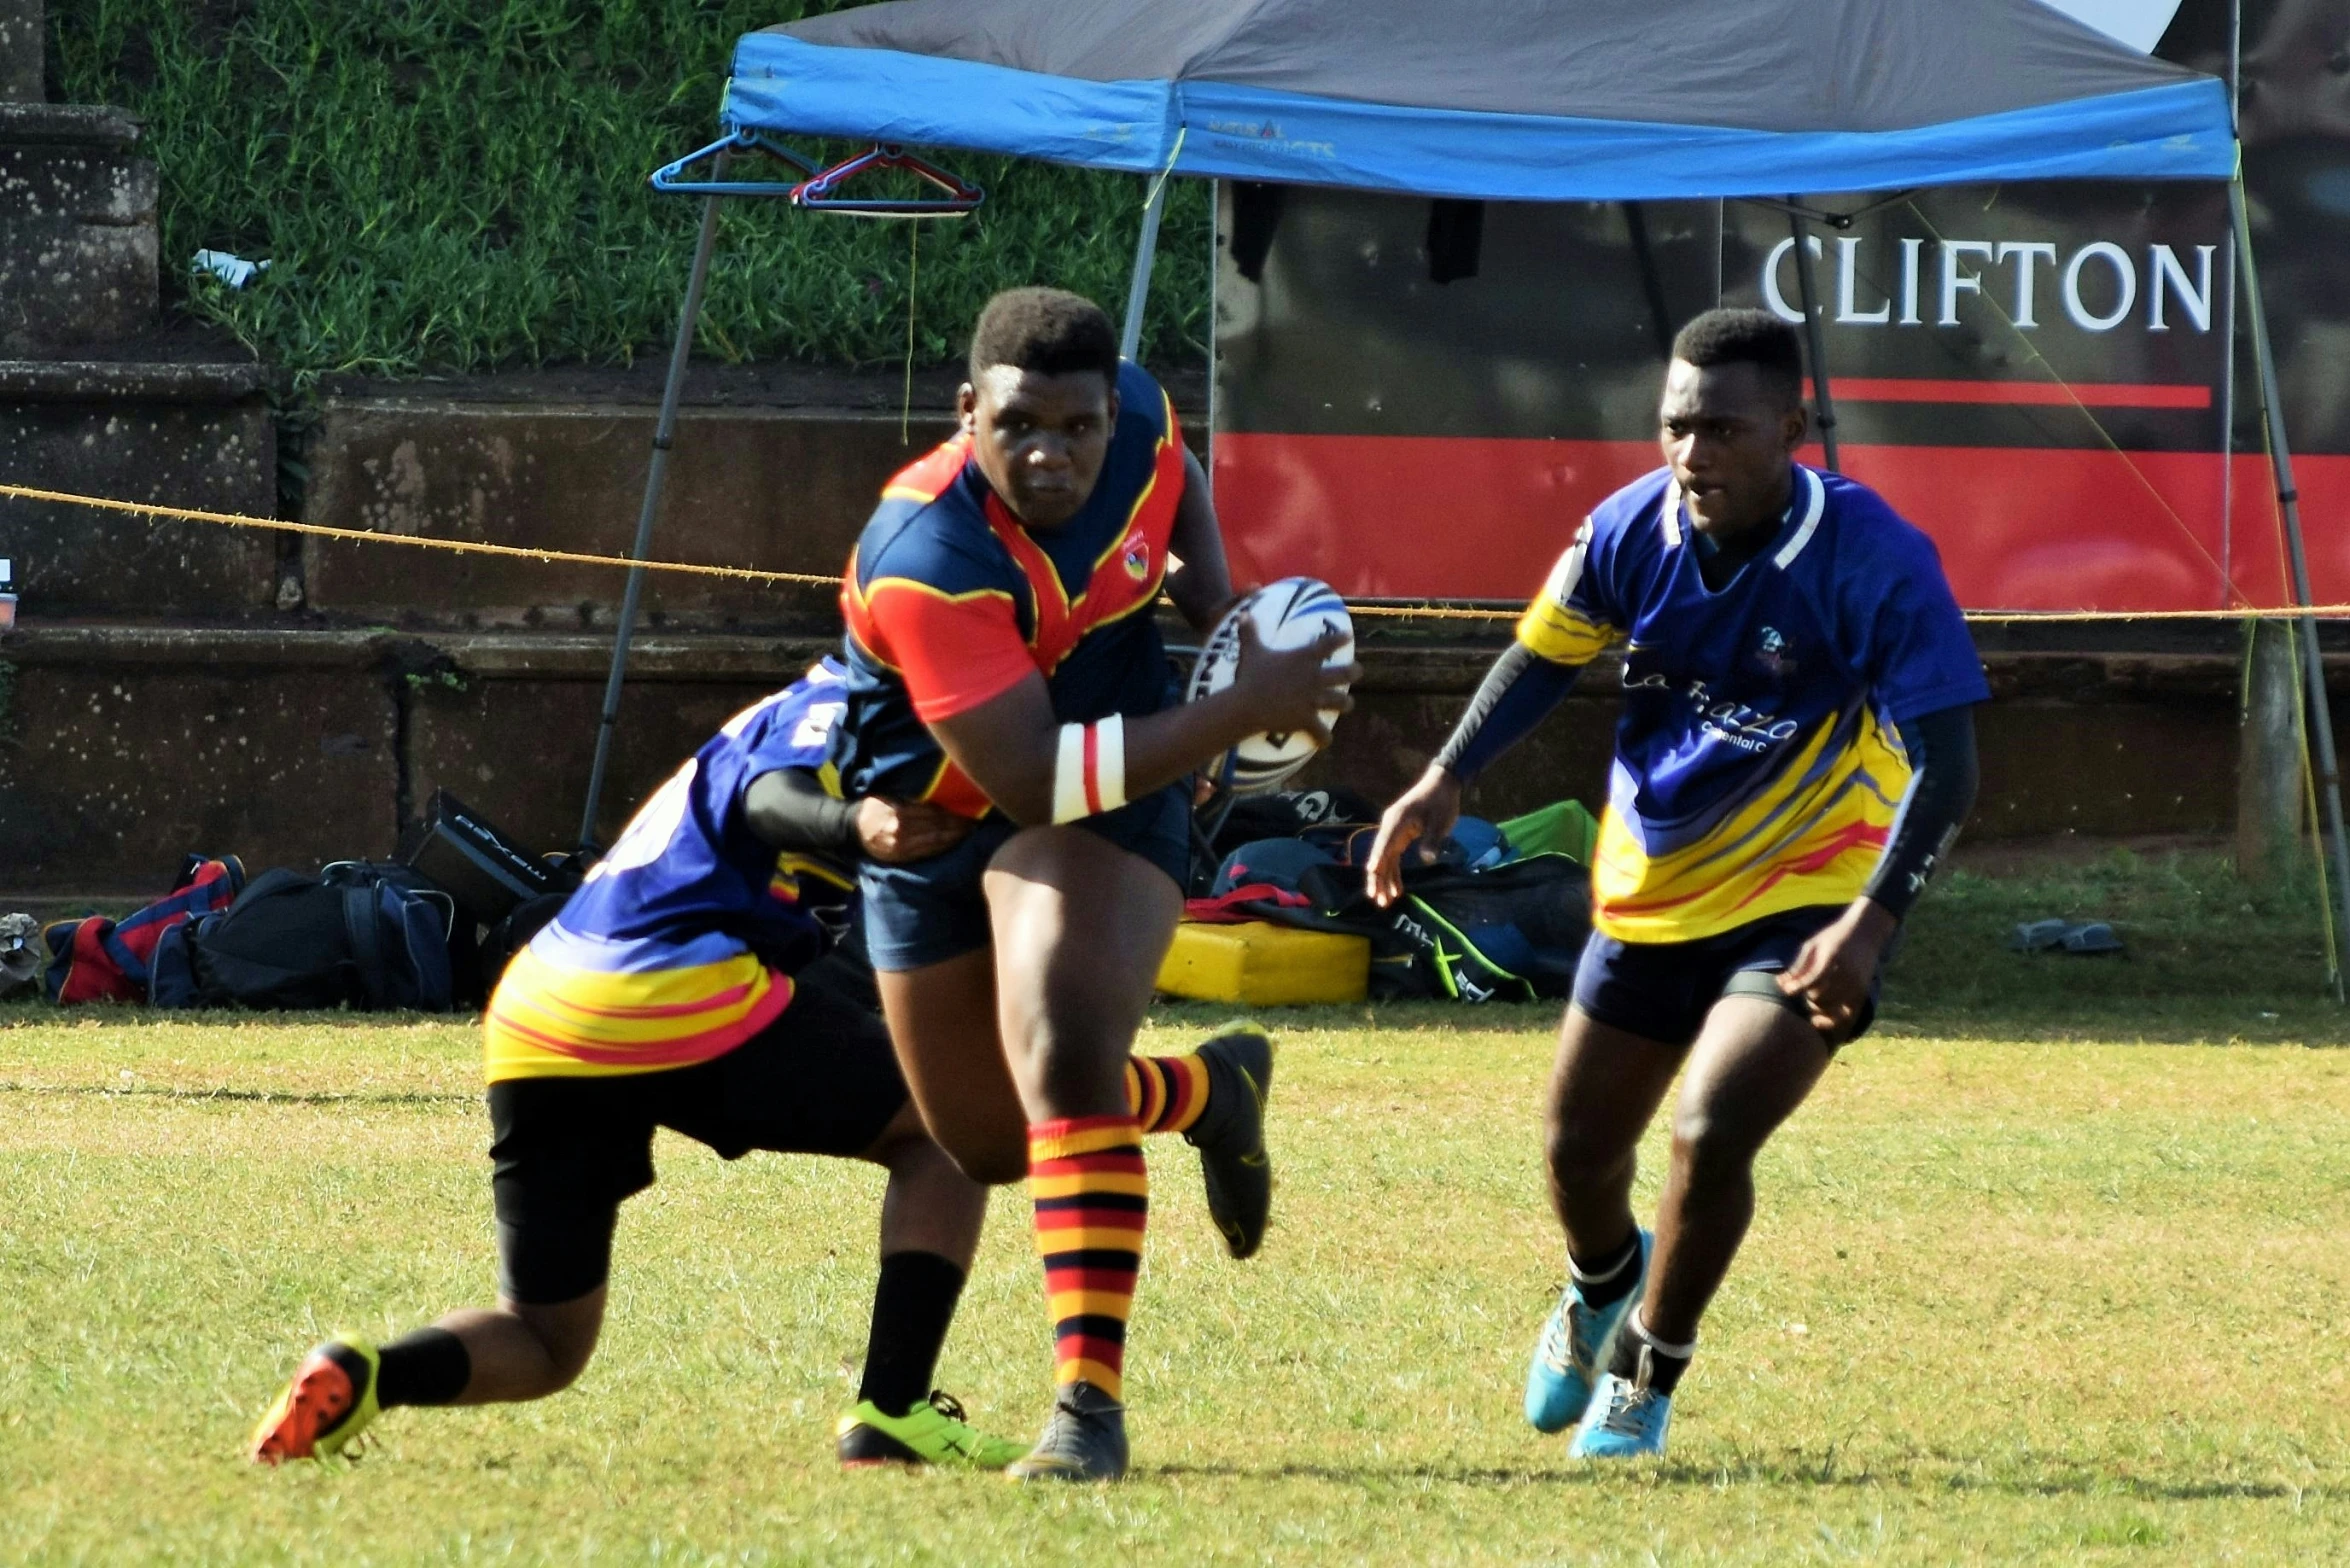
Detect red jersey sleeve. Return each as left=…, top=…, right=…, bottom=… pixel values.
left=851, top=579, right=1038, bottom=722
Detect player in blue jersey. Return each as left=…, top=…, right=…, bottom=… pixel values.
left=251, top=662, right=1035, bottom=1472
left=1370, top=309, right=1987, bottom=1460
left=832, top=288, right=1355, bottom=1480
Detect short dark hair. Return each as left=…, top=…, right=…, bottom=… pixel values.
left=968, top=287, right=1119, bottom=385
left=1670, top=307, right=1804, bottom=409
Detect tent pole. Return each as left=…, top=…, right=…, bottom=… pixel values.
left=1119, top=173, right=1170, bottom=362
left=1786, top=201, right=1840, bottom=471
left=2230, top=173, right=2350, bottom=999
left=2220, top=0, right=2243, bottom=602
left=578, top=181, right=726, bottom=850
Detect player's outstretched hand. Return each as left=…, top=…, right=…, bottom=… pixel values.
left=1365, top=763, right=1463, bottom=908
left=855, top=797, right=973, bottom=864
left=1777, top=898, right=1898, bottom=1044
left=1230, top=619, right=1359, bottom=747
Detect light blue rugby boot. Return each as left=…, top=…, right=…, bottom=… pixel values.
left=1568, top=1366, right=1674, bottom=1459
left=1522, top=1229, right=1649, bottom=1433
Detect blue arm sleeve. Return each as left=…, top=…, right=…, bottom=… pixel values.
left=1434, top=642, right=1582, bottom=782
left=1861, top=704, right=1979, bottom=919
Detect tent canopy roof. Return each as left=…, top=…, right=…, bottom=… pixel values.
left=725, top=0, right=2235, bottom=201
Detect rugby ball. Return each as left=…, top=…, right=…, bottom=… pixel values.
left=1186, top=576, right=1355, bottom=795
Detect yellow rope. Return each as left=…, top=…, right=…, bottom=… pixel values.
left=1338, top=600, right=2350, bottom=622
left=0, top=482, right=837, bottom=588
left=1, top=479, right=2344, bottom=619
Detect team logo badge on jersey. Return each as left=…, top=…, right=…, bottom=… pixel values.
left=1121, top=533, right=1151, bottom=582
left=1753, top=626, right=1795, bottom=680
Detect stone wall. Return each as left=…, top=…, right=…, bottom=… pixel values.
left=0, top=361, right=278, bottom=613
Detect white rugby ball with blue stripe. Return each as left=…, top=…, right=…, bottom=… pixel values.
left=1186, top=576, right=1355, bottom=795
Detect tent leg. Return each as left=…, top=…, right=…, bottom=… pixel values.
left=578, top=185, right=726, bottom=850
left=2231, top=175, right=2350, bottom=1000
left=1119, top=174, right=1170, bottom=363
left=1786, top=201, right=1840, bottom=471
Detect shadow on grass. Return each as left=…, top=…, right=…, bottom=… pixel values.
left=0, top=1080, right=471, bottom=1106
left=0, top=1000, right=474, bottom=1032
left=1146, top=1457, right=2330, bottom=1503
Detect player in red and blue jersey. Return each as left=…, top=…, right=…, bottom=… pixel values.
left=1371, top=309, right=1987, bottom=1460
left=831, top=288, right=1355, bottom=1480
left=251, top=661, right=1036, bottom=1472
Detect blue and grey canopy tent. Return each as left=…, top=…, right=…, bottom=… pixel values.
left=584, top=0, right=2345, bottom=991
left=730, top=0, right=2234, bottom=199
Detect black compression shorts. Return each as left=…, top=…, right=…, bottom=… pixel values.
left=485, top=964, right=906, bottom=1304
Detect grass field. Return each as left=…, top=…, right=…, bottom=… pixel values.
left=3, top=855, right=2347, bottom=1564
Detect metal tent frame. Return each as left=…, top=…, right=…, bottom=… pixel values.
left=575, top=133, right=984, bottom=848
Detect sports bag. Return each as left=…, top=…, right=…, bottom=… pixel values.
left=44, top=855, right=245, bottom=1004
left=154, top=862, right=457, bottom=1011
left=1288, top=852, right=1593, bottom=1003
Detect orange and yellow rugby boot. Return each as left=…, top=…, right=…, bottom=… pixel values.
left=250, top=1333, right=382, bottom=1463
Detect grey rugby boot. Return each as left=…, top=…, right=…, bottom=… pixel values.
left=1186, top=1024, right=1276, bottom=1259
left=1005, top=1381, right=1129, bottom=1482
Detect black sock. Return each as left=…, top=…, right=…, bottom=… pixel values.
left=857, top=1251, right=966, bottom=1418
left=375, top=1327, right=471, bottom=1408
left=1607, top=1312, right=1693, bottom=1397
left=1568, top=1229, right=1643, bottom=1309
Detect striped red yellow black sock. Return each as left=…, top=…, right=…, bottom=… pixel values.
left=1030, top=1115, right=1147, bottom=1402
left=1124, top=1053, right=1211, bottom=1135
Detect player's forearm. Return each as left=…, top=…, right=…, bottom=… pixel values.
left=1433, top=641, right=1583, bottom=782
left=741, top=768, right=858, bottom=855
left=1860, top=704, right=1979, bottom=920
left=933, top=684, right=1269, bottom=829
left=1018, top=694, right=1271, bottom=827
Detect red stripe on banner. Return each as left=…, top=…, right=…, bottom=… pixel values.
left=1212, top=434, right=2350, bottom=612
left=1803, top=378, right=2213, bottom=409
left=1082, top=722, right=1103, bottom=815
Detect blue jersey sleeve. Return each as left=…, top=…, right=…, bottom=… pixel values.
left=736, top=661, right=853, bottom=778
left=1514, top=475, right=1660, bottom=666
left=1842, top=519, right=1990, bottom=724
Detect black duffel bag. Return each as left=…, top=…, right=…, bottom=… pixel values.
left=153, top=862, right=458, bottom=1011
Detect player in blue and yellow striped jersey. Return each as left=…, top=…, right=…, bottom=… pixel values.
left=1370, top=309, right=1988, bottom=1460
left=251, top=661, right=1033, bottom=1472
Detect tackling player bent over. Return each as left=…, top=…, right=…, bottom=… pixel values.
left=251, top=667, right=1040, bottom=1468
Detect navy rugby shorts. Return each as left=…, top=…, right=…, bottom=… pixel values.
left=1570, top=903, right=1883, bottom=1050
left=859, top=782, right=1192, bottom=972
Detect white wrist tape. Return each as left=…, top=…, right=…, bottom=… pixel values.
left=1050, top=715, right=1128, bottom=824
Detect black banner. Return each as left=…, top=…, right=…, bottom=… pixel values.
left=1211, top=0, right=2350, bottom=611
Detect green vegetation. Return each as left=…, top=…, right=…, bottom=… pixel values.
left=50, top=1, right=1212, bottom=379
left=2, top=855, right=2346, bottom=1562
